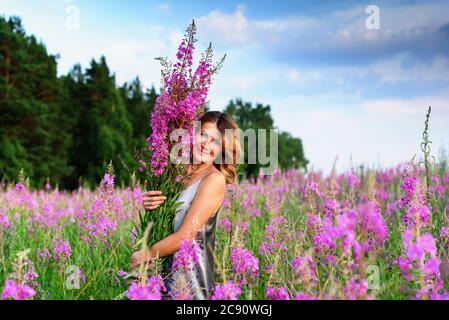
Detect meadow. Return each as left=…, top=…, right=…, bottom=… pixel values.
left=1, top=150, right=449, bottom=300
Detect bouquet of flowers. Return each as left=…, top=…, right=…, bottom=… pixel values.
left=134, top=20, right=225, bottom=264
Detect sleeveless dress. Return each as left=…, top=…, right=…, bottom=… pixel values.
left=163, top=172, right=221, bottom=300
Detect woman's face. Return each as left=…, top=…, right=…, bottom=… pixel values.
left=192, top=121, right=223, bottom=165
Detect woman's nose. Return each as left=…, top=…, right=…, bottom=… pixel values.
left=201, top=137, right=212, bottom=147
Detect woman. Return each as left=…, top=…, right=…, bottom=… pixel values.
left=130, top=111, right=241, bottom=299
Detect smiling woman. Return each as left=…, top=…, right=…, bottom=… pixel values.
left=130, top=111, right=242, bottom=299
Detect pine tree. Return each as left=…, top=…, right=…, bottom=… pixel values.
left=67, top=56, right=134, bottom=187
left=0, top=16, right=73, bottom=187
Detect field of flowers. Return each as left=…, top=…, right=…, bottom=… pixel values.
left=1, top=155, right=449, bottom=300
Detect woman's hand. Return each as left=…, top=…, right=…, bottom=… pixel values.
left=130, top=248, right=153, bottom=269
left=142, top=191, right=167, bottom=211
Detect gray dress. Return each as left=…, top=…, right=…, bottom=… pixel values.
left=164, top=172, right=221, bottom=300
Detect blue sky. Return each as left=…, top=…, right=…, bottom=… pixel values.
left=2, top=0, right=449, bottom=174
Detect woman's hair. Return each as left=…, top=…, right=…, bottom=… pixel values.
left=198, top=111, right=241, bottom=184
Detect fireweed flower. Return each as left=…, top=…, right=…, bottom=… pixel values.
left=440, top=226, right=449, bottom=247
left=114, top=270, right=128, bottom=286
left=44, top=179, right=51, bottom=191
left=304, top=181, right=322, bottom=198
left=291, top=256, right=318, bottom=287
left=295, top=292, right=317, bottom=300
left=250, top=207, right=261, bottom=218
left=396, top=256, right=413, bottom=282
left=345, top=173, right=360, bottom=189
left=86, top=216, right=117, bottom=243
left=23, top=258, right=39, bottom=289
left=404, top=233, right=436, bottom=263
left=398, top=174, right=417, bottom=209
left=323, top=198, right=340, bottom=217
left=394, top=167, right=449, bottom=299
left=147, top=22, right=216, bottom=176
left=1, top=280, right=35, bottom=300
left=306, top=213, right=322, bottom=235
left=37, top=248, right=52, bottom=261
left=443, top=172, right=449, bottom=186
left=264, top=189, right=284, bottom=213
left=376, top=167, right=395, bottom=185
left=0, top=212, right=13, bottom=230
left=12, top=182, right=38, bottom=212
left=258, top=216, right=290, bottom=272
left=335, top=209, right=357, bottom=256
left=230, top=247, right=259, bottom=285
left=172, top=239, right=200, bottom=271
left=385, top=202, right=396, bottom=217
left=52, top=238, right=72, bottom=262
left=398, top=221, right=448, bottom=298
left=167, top=269, right=195, bottom=300
left=241, top=193, right=255, bottom=211
left=79, top=172, right=118, bottom=246
left=428, top=175, right=445, bottom=197
left=312, top=216, right=339, bottom=263
left=218, top=218, right=232, bottom=233
left=344, top=276, right=370, bottom=300
left=118, top=270, right=128, bottom=278
left=432, top=184, right=445, bottom=198
left=222, top=197, right=230, bottom=209
left=357, top=201, right=389, bottom=246
left=127, top=275, right=166, bottom=300
left=211, top=281, right=242, bottom=300
left=236, top=221, right=249, bottom=234
left=37, top=240, right=72, bottom=271
left=375, top=188, right=388, bottom=202
left=126, top=187, right=143, bottom=214
left=266, top=286, right=289, bottom=300
left=307, top=200, right=388, bottom=268
left=130, top=227, right=138, bottom=245
left=172, top=290, right=193, bottom=300
left=402, top=204, right=431, bottom=227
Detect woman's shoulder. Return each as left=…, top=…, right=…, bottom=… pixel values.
left=199, top=168, right=226, bottom=190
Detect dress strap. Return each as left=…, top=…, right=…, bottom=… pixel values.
left=184, top=168, right=214, bottom=191
left=197, top=169, right=213, bottom=183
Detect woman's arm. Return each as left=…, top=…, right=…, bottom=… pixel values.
left=130, top=171, right=226, bottom=268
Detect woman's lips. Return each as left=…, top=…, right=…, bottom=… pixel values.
left=201, top=149, right=213, bottom=156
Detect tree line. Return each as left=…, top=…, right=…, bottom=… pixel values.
left=0, top=16, right=308, bottom=190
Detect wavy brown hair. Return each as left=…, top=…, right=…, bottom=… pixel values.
left=196, top=111, right=241, bottom=184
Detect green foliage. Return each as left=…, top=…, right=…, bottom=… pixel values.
left=119, top=78, right=157, bottom=154
left=0, top=16, right=144, bottom=190
left=0, top=16, right=73, bottom=187
left=278, top=131, right=309, bottom=171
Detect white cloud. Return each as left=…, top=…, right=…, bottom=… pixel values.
left=362, top=95, right=449, bottom=117
left=156, top=3, right=171, bottom=12
left=194, top=2, right=449, bottom=56
left=196, top=4, right=252, bottom=46
left=169, top=30, right=184, bottom=48
left=286, top=68, right=300, bottom=81
left=254, top=91, right=449, bottom=174
left=326, top=3, right=449, bottom=46
left=371, top=53, right=449, bottom=84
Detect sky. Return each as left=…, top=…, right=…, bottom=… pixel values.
left=2, top=0, right=449, bottom=174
